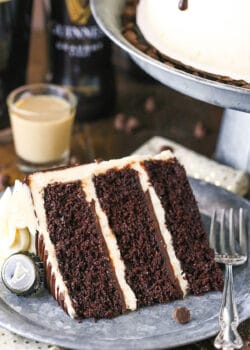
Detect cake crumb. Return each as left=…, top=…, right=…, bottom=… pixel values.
left=114, top=113, right=125, bottom=131
left=172, top=306, right=191, bottom=324
left=193, top=121, right=206, bottom=139
left=144, top=96, right=156, bottom=113
left=159, top=145, right=175, bottom=154
left=125, top=116, right=140, bottom=133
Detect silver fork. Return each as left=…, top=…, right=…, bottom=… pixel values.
left=209, top=208, right=248, bottom=350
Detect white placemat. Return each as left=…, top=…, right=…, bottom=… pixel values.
left=134, top=136, right=249, bottom=196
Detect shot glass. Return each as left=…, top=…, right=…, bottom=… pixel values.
left=7, top=84, right=77, bottom=172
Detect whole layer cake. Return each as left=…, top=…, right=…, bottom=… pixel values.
left=122, top=0, right=250, bottom=87
left=27, top=151, right=223, bottom=319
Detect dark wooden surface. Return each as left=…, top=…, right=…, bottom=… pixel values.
left=0, top=31, right=249, bottom=350
left=0, top=62, right=223, bottom=183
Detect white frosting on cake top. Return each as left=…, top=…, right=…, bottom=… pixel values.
left=137, top=0, right=250, bottom=83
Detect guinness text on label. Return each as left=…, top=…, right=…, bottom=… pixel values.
left=52, top=23, right=104, bottom=41
left=52, top=23, right=105, bottom=58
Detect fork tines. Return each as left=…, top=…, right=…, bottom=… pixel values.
left=209, top=208, right=247, bottom=265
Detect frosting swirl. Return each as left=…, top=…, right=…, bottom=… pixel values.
left=0, top=181, right=38, bottom=259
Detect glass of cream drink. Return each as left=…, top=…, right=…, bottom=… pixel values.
left=7, top=84, right=77, bottom=172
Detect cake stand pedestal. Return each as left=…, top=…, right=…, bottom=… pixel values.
left=91, top=0, right=250, bottom=172
left=215, top=109, right=250, bottom=170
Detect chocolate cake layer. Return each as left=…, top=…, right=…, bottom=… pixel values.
left=44, top=181, right=125, bottom=318
left=144, top=159, right=223, bottom=294
left=94, top=167, right=183, bottom=307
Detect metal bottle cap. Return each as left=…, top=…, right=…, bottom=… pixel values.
left=1, top=253, right=44, bottom=296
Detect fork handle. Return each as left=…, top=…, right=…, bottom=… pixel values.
left=214, top=264, right=243, bottom=350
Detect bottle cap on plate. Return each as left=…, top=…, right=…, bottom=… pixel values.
left=1, top=253, right=44, bottom=296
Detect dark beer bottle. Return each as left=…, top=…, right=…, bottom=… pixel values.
left=0, top=0, right=33, bottom=129
left=0, top=1, right=11, bottom=129
left=49, top=0, right=116, bottom=122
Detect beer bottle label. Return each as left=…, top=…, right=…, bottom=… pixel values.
left=50, top=0, right=115, bottom=122
left=51, top=0, right=108, bottom=62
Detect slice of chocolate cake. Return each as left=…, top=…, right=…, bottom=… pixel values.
left=27, top=151, right=223, bottom=319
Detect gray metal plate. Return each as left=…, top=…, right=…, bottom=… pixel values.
left=0, top=179, right=249, bottom=350
left=90, top=0, right=250, bottom=113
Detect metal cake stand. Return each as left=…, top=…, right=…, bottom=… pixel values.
left=91, top=0, right=250, bottom=172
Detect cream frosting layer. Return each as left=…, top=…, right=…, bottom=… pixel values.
left=137, top=0, right=250, bottom=83
left=83, top=175, right=137, bottom=311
